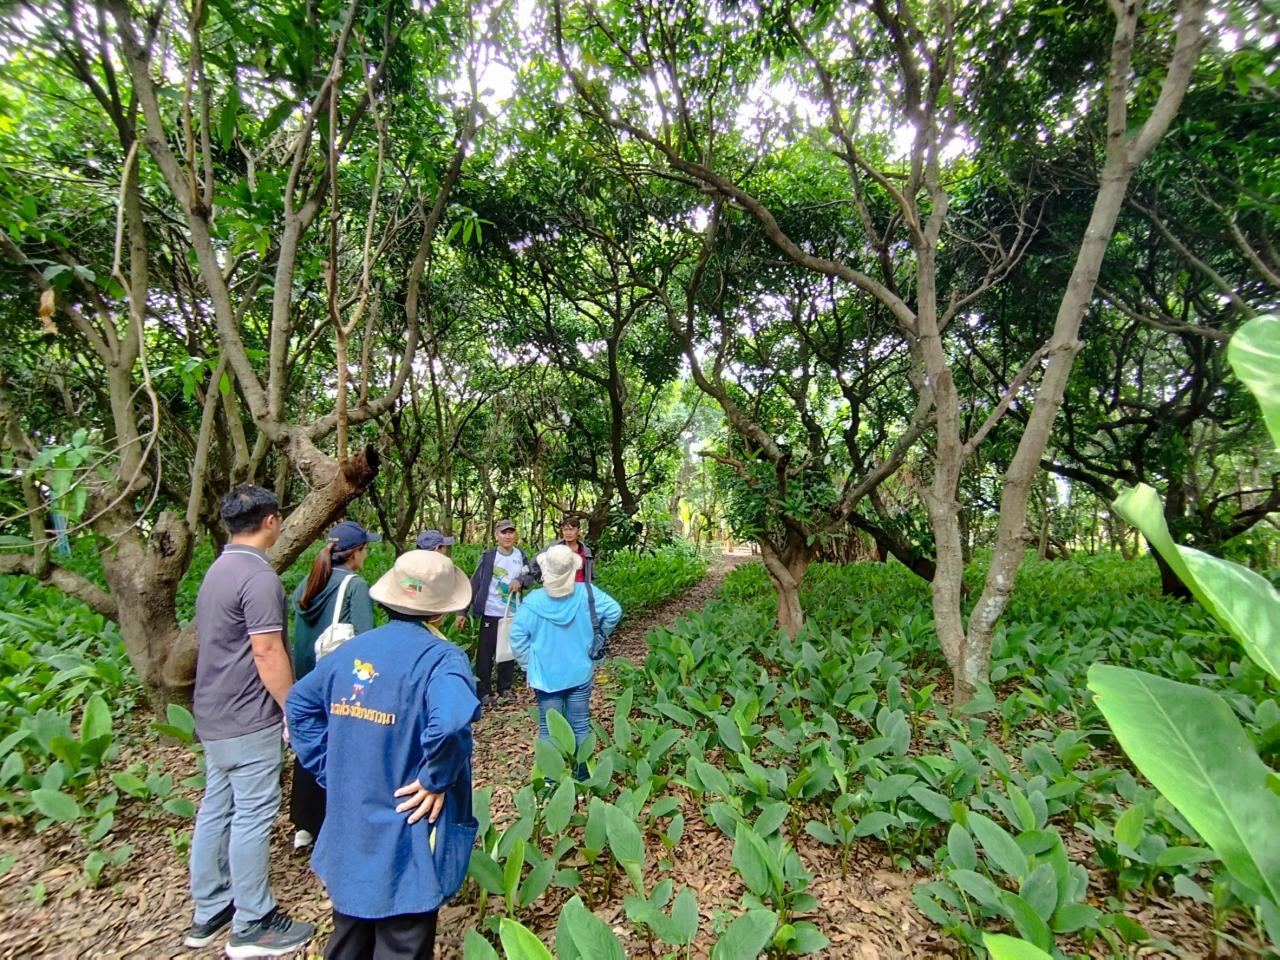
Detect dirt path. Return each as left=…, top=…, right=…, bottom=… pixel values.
left=0, top=550, right=944, bottom=959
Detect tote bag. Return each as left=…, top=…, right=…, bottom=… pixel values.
left=314, top=574, right=356, bottom=661
left=495, top=592, right=518, bottom=664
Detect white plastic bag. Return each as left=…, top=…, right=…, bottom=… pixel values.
left=495, top=593, right=517, bottom=663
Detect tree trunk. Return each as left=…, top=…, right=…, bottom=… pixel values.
left=587, top=487, right=612, bottom=543
left=98, top=509, right=194, bottom=711
left=758, top=537, right=813, bottom=639
left=160, top=443, right=381, bottom=699
left=918, top=0, right=1207, bottom=704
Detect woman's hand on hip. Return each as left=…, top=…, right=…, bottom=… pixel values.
left=394, top=779, right=445, bottom=825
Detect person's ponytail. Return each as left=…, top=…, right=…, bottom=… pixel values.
left=299, top=544, right=335, bottom=609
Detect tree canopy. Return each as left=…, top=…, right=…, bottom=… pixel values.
left=0, top=0, right=1275, bottom=708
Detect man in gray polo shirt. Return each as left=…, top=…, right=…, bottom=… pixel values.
left=185, top=486, right=314, bottom=957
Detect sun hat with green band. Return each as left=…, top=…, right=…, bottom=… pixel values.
left=369, top=549, right=471, bottom=616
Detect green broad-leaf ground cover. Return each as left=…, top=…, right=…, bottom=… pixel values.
left=2, top=547, right=1275, bottom=957
left=462, top=554, right=1276, bottom=958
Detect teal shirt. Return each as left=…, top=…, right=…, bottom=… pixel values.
left=291, top=568, right=375, bottom=679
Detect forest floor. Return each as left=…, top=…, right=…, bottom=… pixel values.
left=0, top=552, right=1235, bottom=959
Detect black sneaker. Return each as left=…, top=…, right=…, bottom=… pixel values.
left=224, top=908, right=315, bottom=958
left=185, top=902, right=234, bottom=948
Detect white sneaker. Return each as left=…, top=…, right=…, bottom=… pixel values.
left=293, top=829, right=313, bottom=850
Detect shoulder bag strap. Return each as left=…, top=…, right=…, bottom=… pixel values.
left=585, top=579, right=601, bottom=632
left=331, top=573, right=354, bottom=630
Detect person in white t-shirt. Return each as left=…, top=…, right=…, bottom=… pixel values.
left=454, top=519, right=535, bottom=707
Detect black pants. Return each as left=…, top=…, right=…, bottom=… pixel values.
left=290, top=757, right=325, bottom=835
left=325, top=910, right=437, bottom=960
left=473, top=615, right=514, bottom=699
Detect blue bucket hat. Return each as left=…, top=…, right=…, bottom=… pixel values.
left=327, top=520, right=381, bottom=553
left=415, top=529, right=455, bottom=550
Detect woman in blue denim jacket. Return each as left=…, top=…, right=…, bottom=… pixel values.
left=287, top=550, right=479, bottom=960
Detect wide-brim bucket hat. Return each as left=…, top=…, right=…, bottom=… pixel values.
left=370, top=549, right=472, bottom=616
left=537, top=544, right=583, bottom=598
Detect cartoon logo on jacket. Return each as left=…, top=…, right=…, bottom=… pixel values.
left=348, top=658, right=378, bottom=701
left=331, top=656, right=396, bottom=726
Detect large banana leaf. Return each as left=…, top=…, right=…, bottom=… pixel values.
left=1112, top=484, right=1280, bottom=684
left=1228, top=313, right=1280, bottom=449
left=1088, top=664, right=1280, bottom=905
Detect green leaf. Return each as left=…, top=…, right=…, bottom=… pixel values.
left=853, top=811, right=899, bottom=837
left=1052, top=902, right=1102, bottom=933
left=908, top=784, right=954, bottom=821
left=732, top=822, right=778, bottom=898
left=693, top=759, right=733, bottom=798
left=80, top=695, right=111, bottom=745
left=947, top=822, right=978, bottom=871
left=31, top=788, right=81, bottom=822
left=1114, top=804, right=1145, bottom=850
left=544, top=778, right=575, bottom=835
left=584, top=797, right=607, bottom=853
left=969, top=811, right=1029, bottom=881
left=163, top=796, right=197, bottom=818
left=533, top=738, right=565, bottom=779
left=1019, top=862, right=1059, bottom=923
left=503, top=836, right=525, bottom=906
left=602, top=801, right=645, bottom=866
left=670, top=887, right=699, bottom=945
left=498, top=918, right=553, bottom=960
left=710, top=909, right=778, bottom=960
left=518, top=855, right=557, bottom=908
left=219, top=86, right=241, bottom=149
left=1088, top=664, right=1280, bottom=905
left=753, top=801, right=789, bottom=838
left=790, top=920, right=829, bottom=954
left=714, top=714, right=744, bottom=753
left=1112, top=484, right=1280, bottom=684
left=982, top=933, right=1054, bottom=960
left=468, top=851, right=504, bottom=895
left=805, top=819, right=839, bottom=845
left=84, top=809, right=113, bottom=843
left=546, top=709, right=576, bottom=755
left=556, top=896, right=625, bottom=960
left=462, top=929, right=500, bottom=960
left=998, top=891, right=1054, bottom=952
left=258, top=99, right=296, bottom=141
left=948, top=868, right=1003, bottom=910
left=1228, top=313, right=1280, bottom=449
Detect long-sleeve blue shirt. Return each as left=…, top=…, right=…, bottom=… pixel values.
left=509, top=584, right=622, bottom=693
left=286, top=620, right=480, bottom=919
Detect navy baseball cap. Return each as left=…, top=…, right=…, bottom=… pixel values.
left=327, top=520, right=381, bottom=552
left=415, top=529, right=455, bottom=550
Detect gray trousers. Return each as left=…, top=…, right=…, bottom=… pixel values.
left=190, top=723, right=285, bottom=933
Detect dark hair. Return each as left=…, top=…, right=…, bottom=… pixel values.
left=560, top=516, right=582, bottom=530
left=299, top=543, right=358, bottom=609
left=382, top=605, right=444, bottom=623
left=220, top=485, right=279, bottom=535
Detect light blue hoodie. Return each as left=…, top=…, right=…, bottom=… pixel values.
left=509, top=583, right=622, bottom=692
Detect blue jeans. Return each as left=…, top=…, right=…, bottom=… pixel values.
left=535, top=680, right=592, bottom=779
left=190, top=723, right=285, bottom=933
